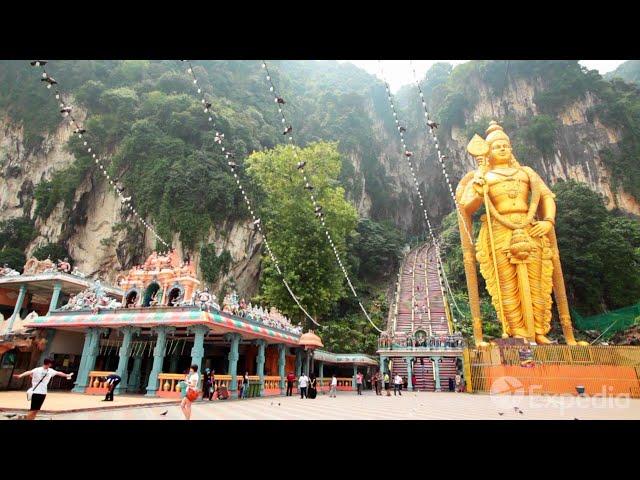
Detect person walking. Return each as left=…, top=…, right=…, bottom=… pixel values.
left=286, top=371, right=295, bottom=397
left=12, top=358, right=73, bottom=420
left=308, top=373, right=317, bottom=399
left=241, top=371, right=250, bottom=399
left=411, top=373, right=417, bottom=392
left=373, top=372, right=381, bottom=395
left=180, top=364, right=200, bottom=420
left=455, top=373, right=462, bottom=393
left=356, top=371, right=364, bottom=395
left=298, top=372, right=309, bottom=399
left=102, top=373, right=121, bottom=401
left=208, top=369, right=216, bottom=400
left=202, top=368, right=211, bottom=400
left=384, top=372, right=390, bottom=396
left=329, top=374, right=338, bottom=398
left=394, top=373, right=403, bottom=396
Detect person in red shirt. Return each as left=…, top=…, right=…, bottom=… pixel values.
left=411, top=373, right=417, bottom=391
left=286, top=371, right=296, bottom=396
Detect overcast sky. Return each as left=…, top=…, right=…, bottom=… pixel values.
left=340, top=60, right=627, bottom=92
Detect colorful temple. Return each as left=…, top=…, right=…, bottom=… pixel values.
left=0, top=253, right=377, bottom=397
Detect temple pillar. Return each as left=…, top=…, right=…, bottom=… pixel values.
left=47, top=282, right=62, bottom=315
left=72, top=328, right=104, bottom=393
left=319, top=361, right=324, bottom=390
left=352, top=364, right=357, bottom=390
left=295, top=349, right=303, bottom=377
left=145, top=326, right=173, bottom=397
left=189, top=325, right=209, bottom=389
left=278, top=344, right=286, bottom=395
left=225, top=333, right=241, bottom=398
left=305, top=349, right=311, bottom=375
left=114, top=327, right=139, bottom=394
left=7, top=284, right=27, bottom=332
left=128, top=355, right=143, bottom=393
left=432, top=356, right=442, bottom=392
left=255, top=339, right=266, bottom=396
left=406, top=357, right=414, bottom=391
left=379, top=355, right=386, bottom=376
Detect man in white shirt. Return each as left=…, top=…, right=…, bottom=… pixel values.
left=329, top=374, right=338, bottom=398
left=298, top=372, right=309, bottom=399
left=394, top=374, right=403, bottom=396
left=13, top=358, right=73, bottom=420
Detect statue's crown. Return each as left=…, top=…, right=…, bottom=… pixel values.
left=485, top=120, right=510, bottom=144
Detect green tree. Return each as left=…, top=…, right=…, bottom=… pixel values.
left=0, top=248, right=26, bottom=272
left=245, top=142, right=358, bottom=321
left=0, top=217, right=36, bottom=250
left=32, top=243, right=71, bottom=263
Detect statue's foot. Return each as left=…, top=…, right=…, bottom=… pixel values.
left=535, top=334, right=553, bottom=345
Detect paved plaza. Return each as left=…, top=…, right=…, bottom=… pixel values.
left=2, top=390, right=639, bottom=420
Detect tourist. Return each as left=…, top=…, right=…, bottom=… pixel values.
left=455, top=373, right=462, bottom=393
left=356, top=371, right=364, bottom=395
left=383, top=372, right=390, bottom=395
left=448, top=377, right=455, bottom=392
left=393, top=373, right=403, bottom=396
left=208, top=369, right=216, bottom=400
left=12, top=358, right=74, bottom=420
left=202, top=368, right=211, bottom=400
left=241, top=371, right=250, bottom=399
left=308, top=373, right=317, bottom=399
left=180, top=364, right=200, bottom=420
left=411, top=372, right=417, bottom=391
left=286, top=371, right=296, bottom=396
left=298, top=372, right=309, bottom=399
left=329, top=374, right=338, bottom=398
left=102, top=373, right=121, bottom=401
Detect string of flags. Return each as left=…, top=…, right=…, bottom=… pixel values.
left=378, top=61, right=464, bottom=323
left=260, top=60, right=383, bottom=334
left=409, top=60, right=474, bottom=245
left=29, top=61, right=171, bottom=250
left=179, top=60, right=322, bottom=329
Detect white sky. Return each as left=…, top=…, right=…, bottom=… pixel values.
left=340, top=60, right=627, bottom=92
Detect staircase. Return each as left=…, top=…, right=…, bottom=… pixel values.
left=389, top=242, right=459, bottom=391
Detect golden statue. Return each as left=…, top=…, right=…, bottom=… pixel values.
left=456, top=120, right=587, bottom=346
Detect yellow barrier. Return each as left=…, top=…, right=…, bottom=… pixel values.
left=467, top=345, right=640, bottom=398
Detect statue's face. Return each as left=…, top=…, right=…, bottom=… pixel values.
left=490, top=139, right=512, bottom=164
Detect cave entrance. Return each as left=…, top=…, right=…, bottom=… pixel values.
left=143, top=283, right=160, bottom=307
left=167, top=287, right=183, bottom=306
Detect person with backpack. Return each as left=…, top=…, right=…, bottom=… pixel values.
left=13, top=358, right=74, bottom=420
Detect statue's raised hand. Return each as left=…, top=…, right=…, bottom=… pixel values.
left=530, top=220, right=552, bottom=238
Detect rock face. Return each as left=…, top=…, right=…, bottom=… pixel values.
left=2, top=61, right=639, bottom=297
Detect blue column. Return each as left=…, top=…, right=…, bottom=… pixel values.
left=432, top=356, right=442, bottom=392
left=406, top=357, right=414, bottom=391
left=47, top=282, right=62, bottom=315
left=115, top=327, right=139, bottom=394
left=319, top=361, right=324, bottom=390
left=189, top=325, right=209, bottom=389
left=128, top=355, right=143, bottom=393
left=305, top=350, right=311, bottom=375
left=225, top=333, right=241, bottom=398
left=278, top=344, right=286, bottom=395
left=72, top=328, right=102, bottom=393
left=7, top=284, right=27, bottom=332
left=352, top=364, right=357, bottom=390
left=295, top=349, right=303, bottom=377
left=145, top=326, right=173, bottom=397
left=255, top=339, right=266, bottom=396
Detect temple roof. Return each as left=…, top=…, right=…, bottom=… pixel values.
left=299, top=330, right=324, bottom=349
left=24, top=307, right=301, bottom=345
left=0, top=272, right=122, bottom=297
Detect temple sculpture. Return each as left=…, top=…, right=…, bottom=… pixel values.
left=456, top=120, right=587, bottom=346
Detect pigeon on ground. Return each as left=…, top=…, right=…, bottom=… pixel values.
left=498, top=412, right=504, bottom=416
left=4, top=413, right=17, bottom=418
left=278, top=403, right=281, bottom=406
left=159, top=410, right=168, bottom=416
